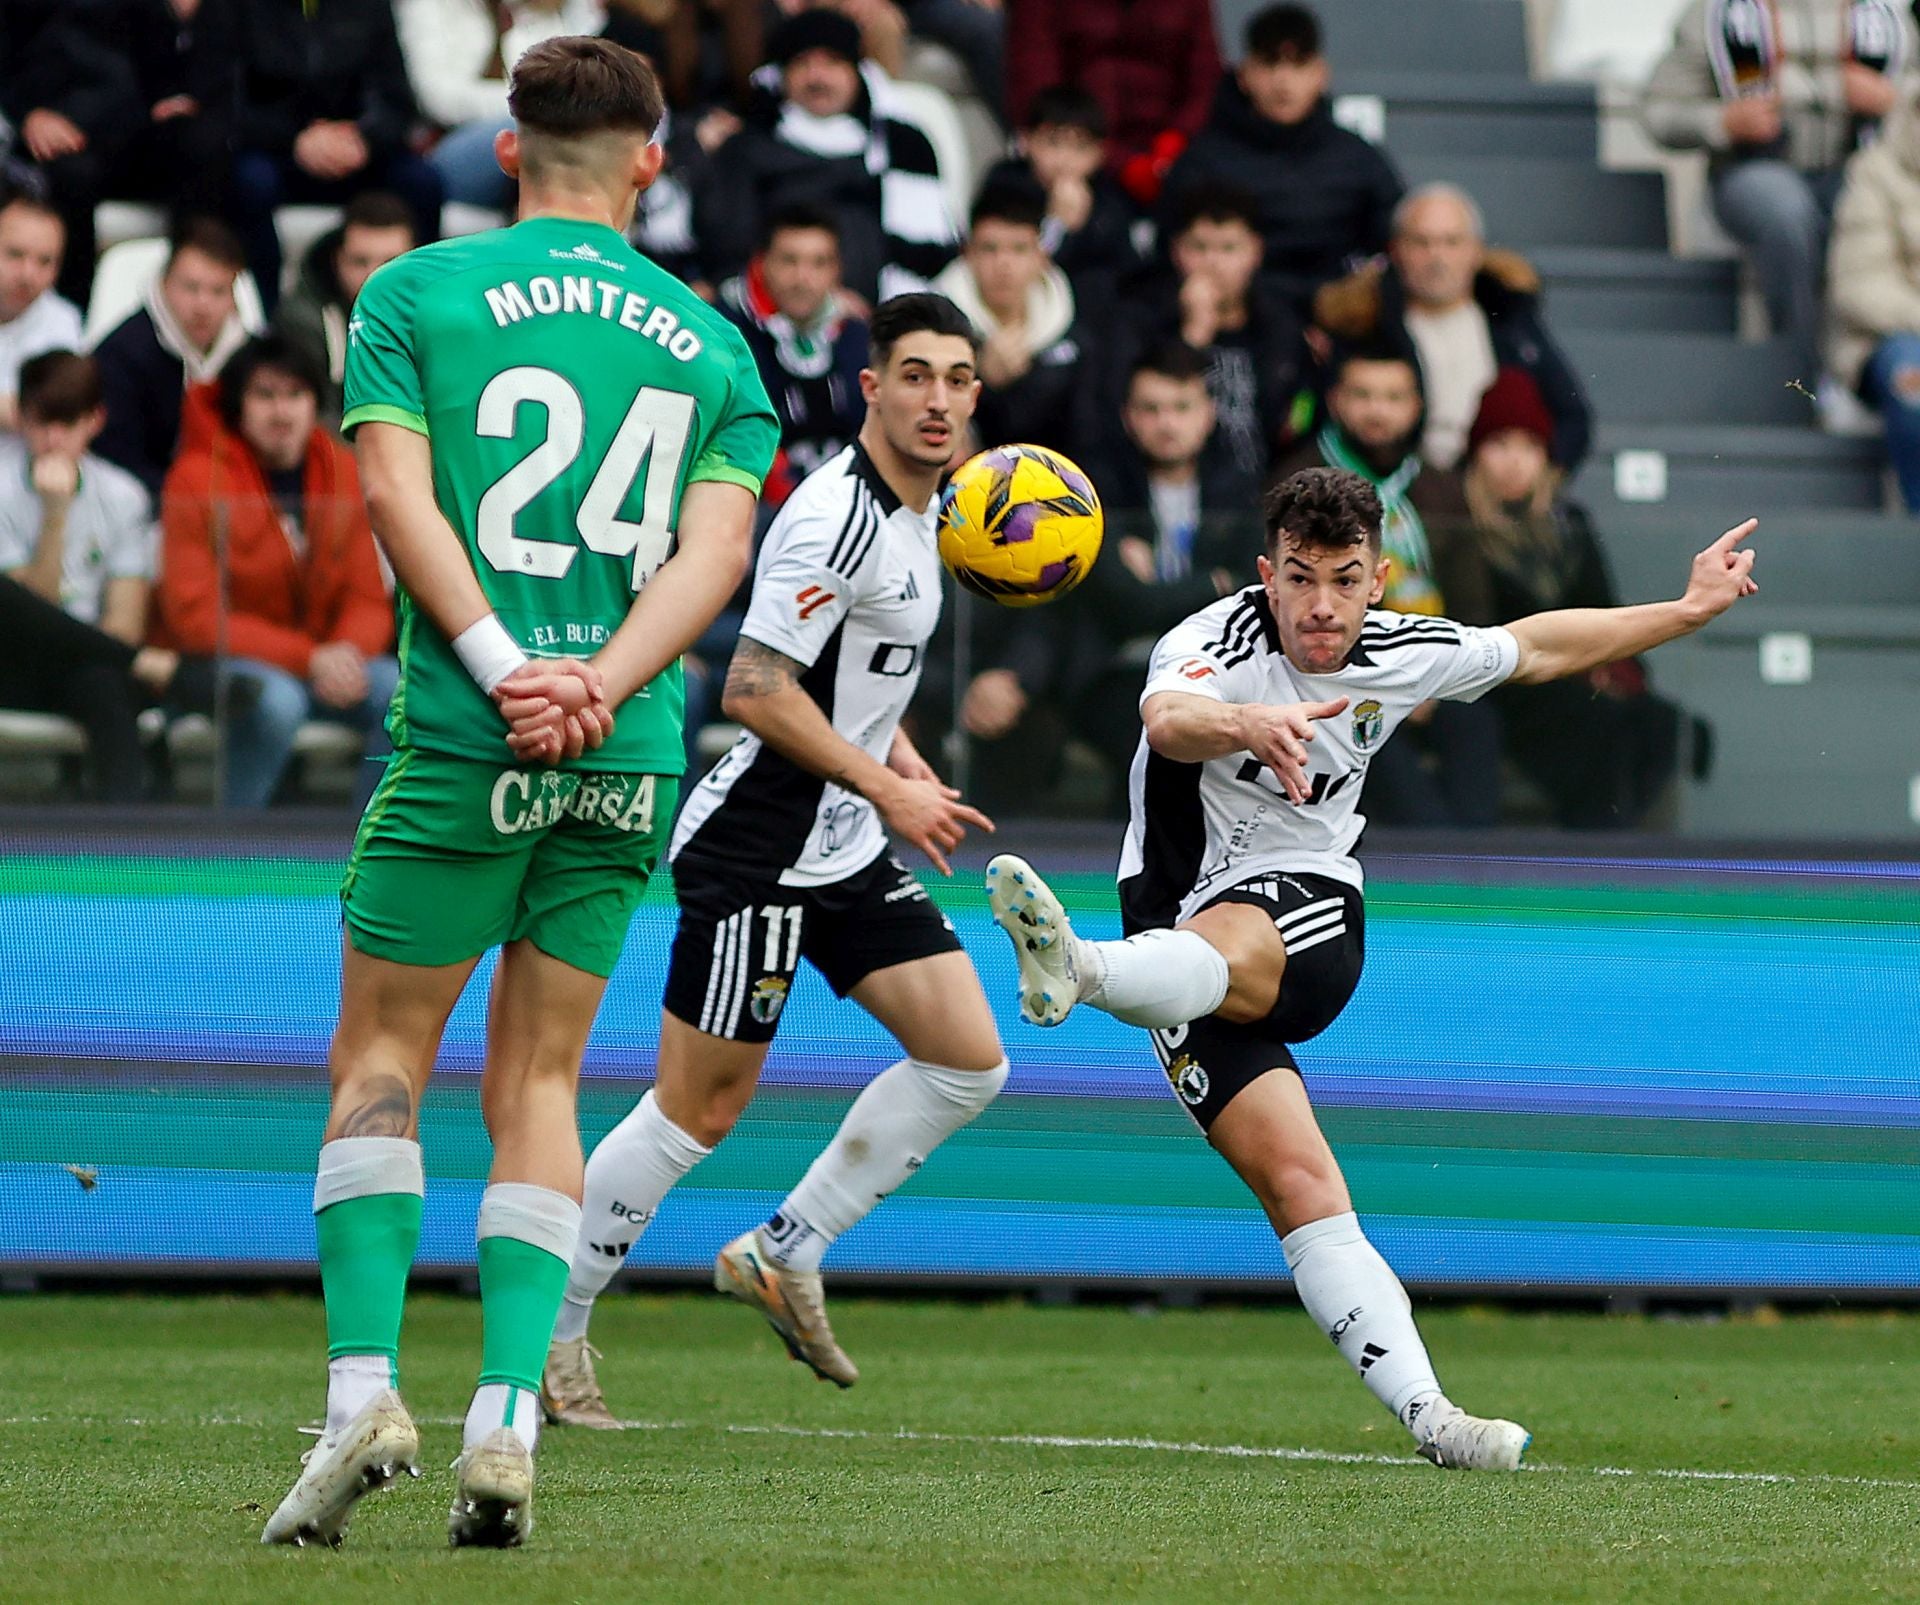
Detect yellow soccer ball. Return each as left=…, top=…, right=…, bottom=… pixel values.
left=936, top=443, right=1104, bottom=607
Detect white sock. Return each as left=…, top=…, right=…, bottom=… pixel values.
left=560, top=1090, right=712, bottom=1339
left=325, top=1353, right=393, bottom=1437
left=464, top=1382, right=541, bottom=1455
left=764, top=1057, right=1009, bottom=1272
left=1281, top=1212, right=1447, bottom=1439
left=1081, top=928, right=1231, bottom=1027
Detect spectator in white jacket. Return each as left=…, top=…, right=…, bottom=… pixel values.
left=398, top=0, right=608, bottom=209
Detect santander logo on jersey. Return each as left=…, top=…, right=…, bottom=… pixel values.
left=795, top=585, right=837, bottom=620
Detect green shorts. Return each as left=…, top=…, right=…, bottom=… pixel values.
left=341, top=748, right=679, bottom=978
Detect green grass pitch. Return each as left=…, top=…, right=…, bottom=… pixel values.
left=3, top=1293, right=1915, bottom=1602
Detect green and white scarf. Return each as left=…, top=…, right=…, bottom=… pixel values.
left=1317, top=424, right=1444, bottom=615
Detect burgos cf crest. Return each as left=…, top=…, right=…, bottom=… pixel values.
left=1351, top=699, right=1384, bottom=750
left=1167, top=1053, right=1210, bottom=1107
left=749, top=976, right=790, bottom=1025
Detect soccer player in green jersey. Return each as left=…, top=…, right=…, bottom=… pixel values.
left=260, top=37, right=778, bottom=1551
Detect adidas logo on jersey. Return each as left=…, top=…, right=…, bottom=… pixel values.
left=896, top=573, right=921, bottom=602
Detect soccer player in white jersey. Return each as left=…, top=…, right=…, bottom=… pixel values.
left=544, top=293, right=1007, bottom=1420
left=987, top=467, right=1759, bottom=1471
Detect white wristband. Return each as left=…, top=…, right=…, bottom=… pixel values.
left=451, top=614, right=529, bottom=694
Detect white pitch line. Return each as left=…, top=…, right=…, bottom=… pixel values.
left=6, top=1413, right=1918, bottom=1493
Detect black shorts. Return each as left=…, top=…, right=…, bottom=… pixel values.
left=662, top=849, right=963, bottom=1043
left=1147, top=871, right=1365, bottom=1131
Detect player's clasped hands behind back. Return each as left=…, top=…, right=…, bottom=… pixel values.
left=493, top=657, right=616, bottom=765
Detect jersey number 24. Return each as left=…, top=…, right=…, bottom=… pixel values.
left=475, top=366, right=695, bottom=593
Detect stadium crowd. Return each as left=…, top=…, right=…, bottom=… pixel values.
left=0, top=0, right=1907, bottom=820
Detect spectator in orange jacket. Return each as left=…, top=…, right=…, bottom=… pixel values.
left=155, top=333, right=396, bottom=807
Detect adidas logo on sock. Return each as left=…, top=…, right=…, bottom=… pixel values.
left=1358, top=1342, right=1389, bottom=1372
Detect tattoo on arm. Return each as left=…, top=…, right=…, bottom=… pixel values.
left=723, top=637, right=805, bottom=701
left=335, top=1073, right=415, bottom=1139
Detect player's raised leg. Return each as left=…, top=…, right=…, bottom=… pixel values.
left=449, top=937, right=611, bottom=1547
left=262, top=944, right=475, bottom=1546
left=1205, top=1068, right=1529, bottom=1470
left=723, top=948, right=1008, bottom=1384
left=546, top=1011, right=766, bottom=1425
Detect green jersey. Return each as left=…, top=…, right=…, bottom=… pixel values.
left=342, top=217, right=779, bottom=774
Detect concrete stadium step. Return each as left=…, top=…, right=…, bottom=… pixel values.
left=1596, top=508, right=1920, bottom=604
left=1530, top=248, right=1739, bottom=334
left=1656, top=616, right=1920, bottom=835
left=1395, top=155, right=1668, bottom=250
left=1573, top=424, right=1886, bottom=513
left=1561, top=332, right=1815, bottom=425
left=1348, top=74, right=1598, bottom=159
left=1314, top=0, right=1531, bottom=79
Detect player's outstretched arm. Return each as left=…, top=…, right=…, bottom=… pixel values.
left=722, top=637, right=992, bottom=876
left=1505, top=517, right=1758, bottom=686
left=592, top=480, right=758, bottom=706
left=1143, top=691, right=1349, bottom=805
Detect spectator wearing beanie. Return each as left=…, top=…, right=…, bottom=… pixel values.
left=1463, top=367, right=1686, bottom=830
left=724, top=8, right=957, bottom=301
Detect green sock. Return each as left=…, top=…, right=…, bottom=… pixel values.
left=317, top=1191, right=423, bottom=1371
left=477, top=1235, right=571, bottom=1393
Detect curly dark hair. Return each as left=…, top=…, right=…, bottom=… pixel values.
left=1263, top=466, right=1382, bottom=555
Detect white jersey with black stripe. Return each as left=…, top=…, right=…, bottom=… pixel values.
left=672, top=441, right=945, bottom=886
left=1117, top=586, right=1519, bottom=929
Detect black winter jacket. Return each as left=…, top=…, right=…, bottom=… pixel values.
left=1163, top=83, right=1402, bottom=317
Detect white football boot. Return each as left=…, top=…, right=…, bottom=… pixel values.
left=541, top=1336, right=622, bottom=1430
left=260, top=1387, right=419, bottom=1547
left=713, top=1229, right=859, bottom=1387
left=448, top=1428, right=535, bottom=1548
left=1415, top=1404, right=1532, bottom=1471
left=985, top=854, right=1088, bottom=1027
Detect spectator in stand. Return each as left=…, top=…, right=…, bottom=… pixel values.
left=980, top=85, right=1142, bottom=309
left=1274, top=345, right=1498, bottom=828
left=274, top=192, right=416, bottom=427
left=1463, top=367, right=1682, bottom=827
left=93, top=216, right=254, bottom=497
left=605, top=0, right=765, bottom=111
left=727, top=8, right=958, bottom=301
left=933, top=180, right=1086, bottom=452
left=1115, top=182, right=1307, bottom=482
left=201, top=0, right=443, bottom=308
left=1003, top=0, right=1219, bottom=196
left=900, top=0, right=1007, bottom=121
left=0, top=350, right=176, bottom=800
left=398, top=0, right=606, bottom=210
left=1827, top=86, right=1920, bottom=511
left=1314, top=183, right=1592, bottom=474
left=1642, top=0, right=1918, bottom=386
left=717, top=203, right=868, bottom=500
left=154, top=334, right=396, bottom=808
left=0, top=193, right=82, bottom=433
left=961, top=342, right=1252, bottom=814
left=4, top=0, right=227, bottom=307
left=1164, top=3, right=1401, bottom=320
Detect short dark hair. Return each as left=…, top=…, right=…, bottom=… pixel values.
left=1264, top=466, right=1381, bottom=555
left=1326, top=341, right=1422, bottom=393
left=761, top=202, right=841, bottom=254
left=1129, top=340, right=1210, bottom=389
left=1245, top=3, right=1322, bottom=63
left=1169, top=181, right=1262, bottom=240
left=969, top=178, right=1048, bottom=234
left=18, top=350, right=101, bottom=423
left=868, top=292, right=979, bottom=367
left=218, top=334, right=325, bottom=433
left=168, top=214, right=246, bottom=275
left=509, top=35, right=664, bottom=140
left=0, top=190, right=64, bottom=235
left=1024, top=84, right=1106, bottom=140
left=341, top=191, right=417, bottom=238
